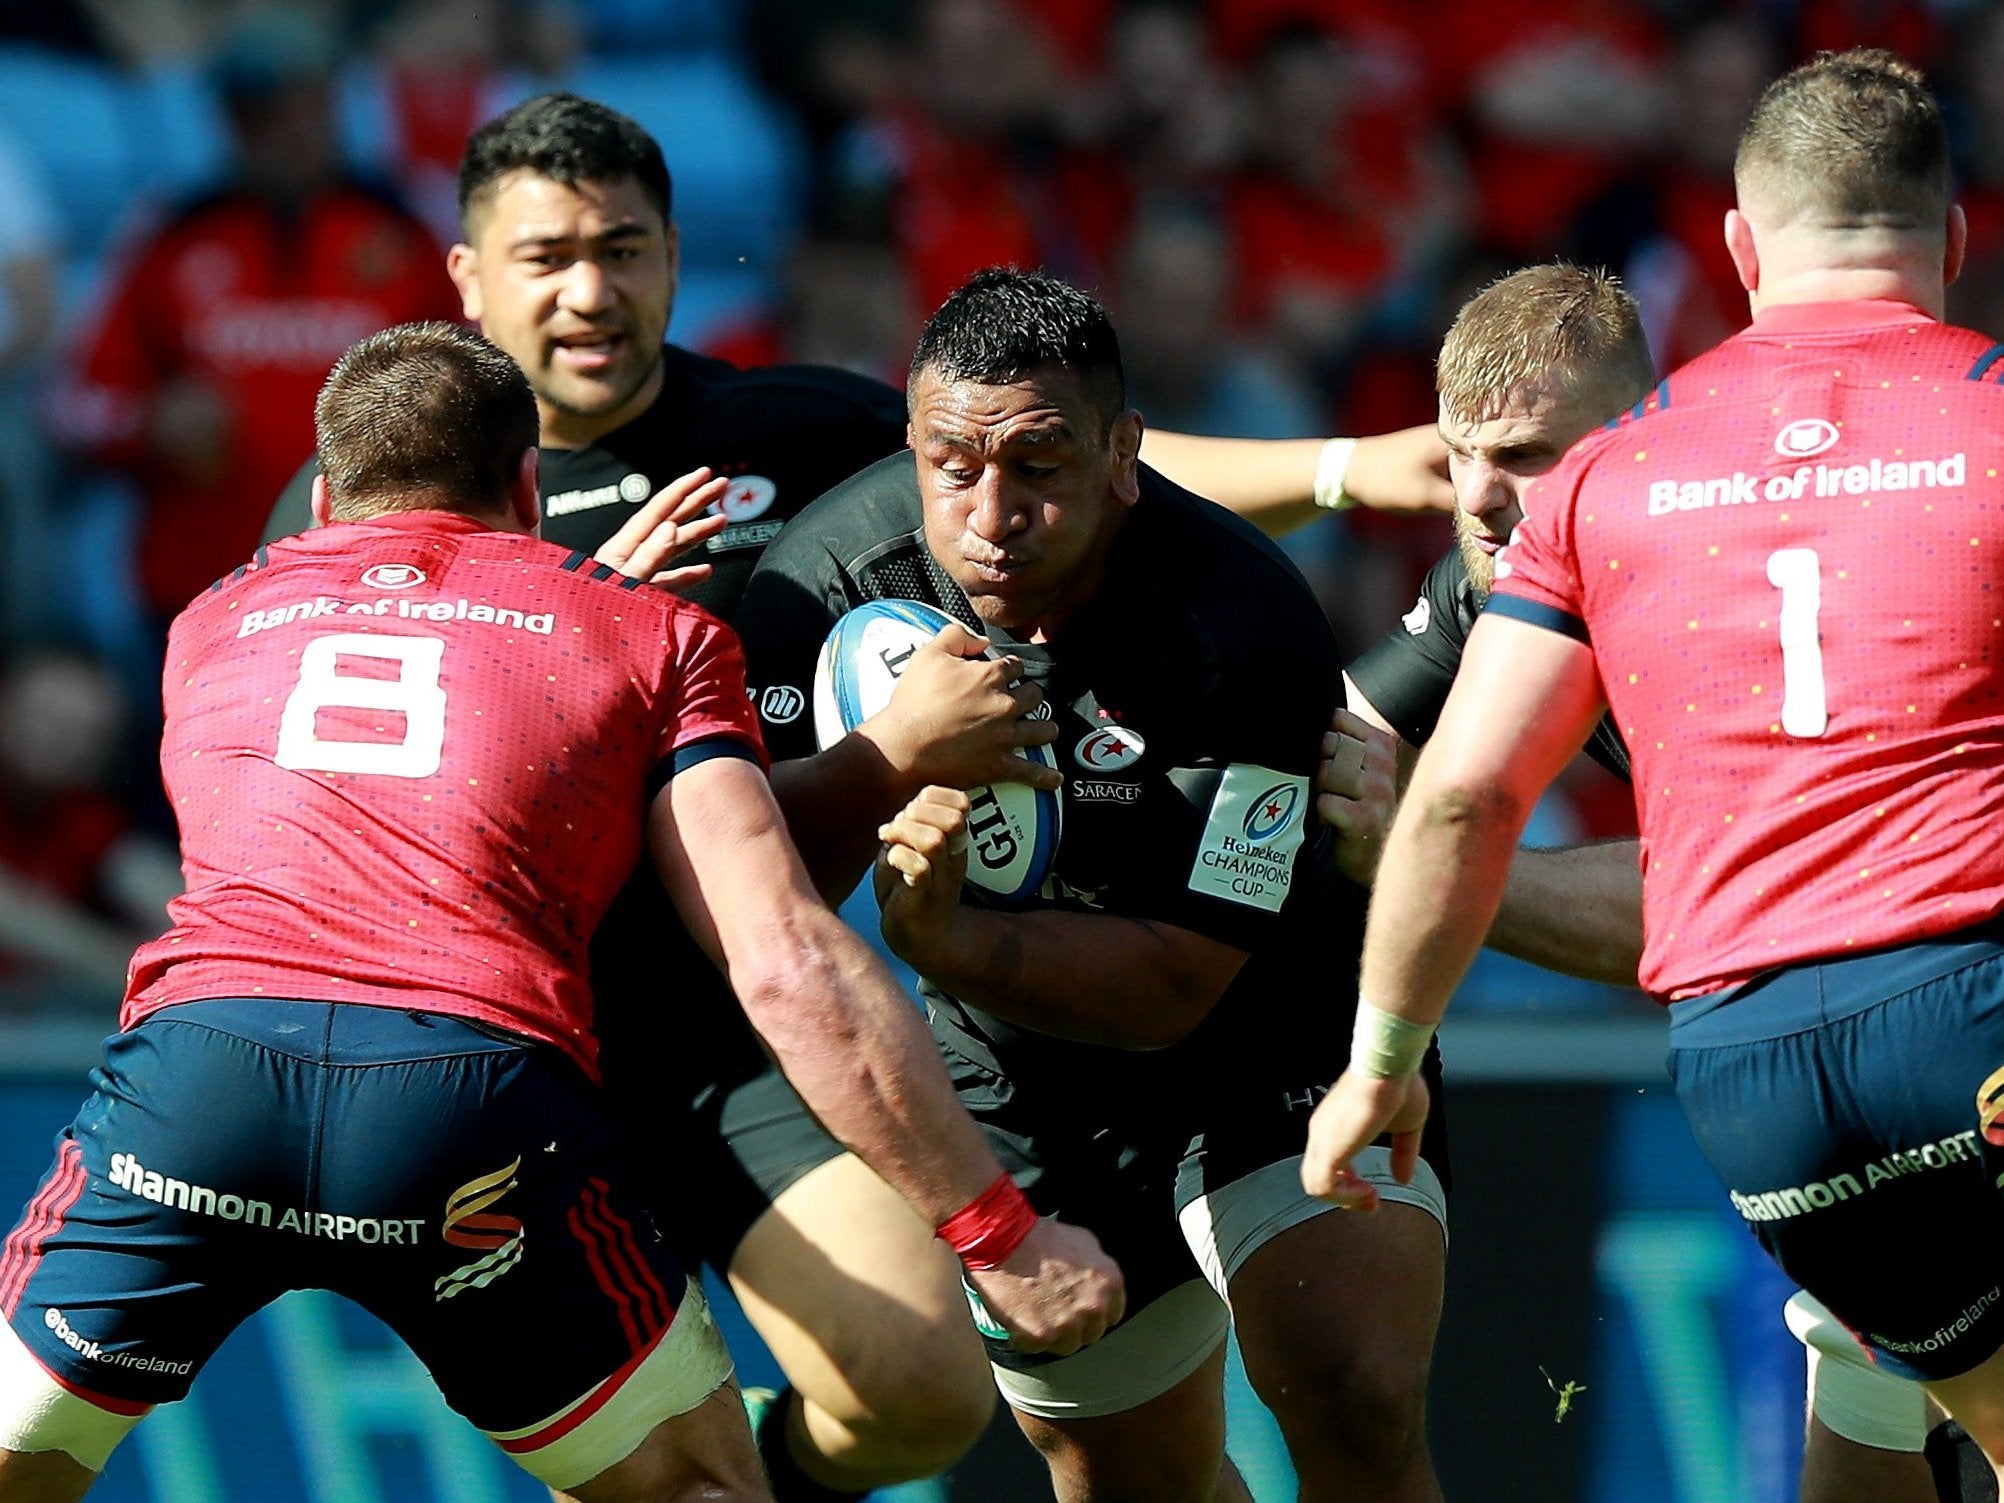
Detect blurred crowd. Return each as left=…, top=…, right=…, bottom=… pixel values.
left=0, top=0, right=1996, bottom=1015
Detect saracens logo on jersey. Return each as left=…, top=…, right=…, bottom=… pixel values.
left=715, top=475, right=777, bottom=522
left=361, top=563, right=427, bottom=590
left=1774, top=418, right=1841, bottom=459
left=707, top=475, right=784, bottom=553
left=1074, top=726, right=1145, bottom=773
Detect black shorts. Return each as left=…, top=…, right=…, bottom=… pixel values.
left=598, top=980, right=844, bottom=1277
left=939, top=1027, right=1451, bottom=1382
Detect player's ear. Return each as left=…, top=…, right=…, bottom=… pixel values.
left=510, top=447, right=541, bottom=533
left=1946, top=203, right=1968, bottom=289
left=309, top=473, right=333, bottom=528
left=446, top=243, right=482, bottom=323
left=1109, top=409, right=1143, bottom=508
left=1725, top=209, right=1759, bottom=298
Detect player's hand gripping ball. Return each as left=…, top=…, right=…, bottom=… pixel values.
left=815, top=599, right=1061, bottom=902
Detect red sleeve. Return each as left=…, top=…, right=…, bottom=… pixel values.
left=661, top=608, right=768, bottom=774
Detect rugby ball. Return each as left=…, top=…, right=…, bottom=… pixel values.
left=813, top=598, right=1061, bottom=905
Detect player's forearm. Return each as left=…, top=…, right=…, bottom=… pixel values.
left=734, top=910, right=1006, bottom=1222
left=894, top=908, right=1239, bottom=1049
left=1139, top=432, right=1327, bottom=536
left=1359, top=780, right=1529, bottom=1026
left=770, top=741, right=923, bottom=900
left=1487, top=839, right=1643, bottom=985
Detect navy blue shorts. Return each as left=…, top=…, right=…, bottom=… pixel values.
left=1668, top=920, right=2004, bottom=1381
left=0, top=1000, right=690, bottom=1433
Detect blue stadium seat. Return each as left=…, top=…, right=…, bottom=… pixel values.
left=0, top=47, right=137, bottom=260
left=561, top=0, right=747, bottom=59
left=123, top=61, right=232, bottom=200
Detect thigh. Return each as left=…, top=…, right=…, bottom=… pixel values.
left=1226, top=1198, right=1445, bottom=1410
left=1175, top=1047, right=1450, bottom=1303
left=1012, top=1337, right=1233, bottom=1503
left=555, top=1368, right=765, bottom=1503
left=728, top=1151, right=982, bottom=1409
left=1670, top=946, right=2004, bottom=1383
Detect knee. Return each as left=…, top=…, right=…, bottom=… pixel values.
left=1247, top=1346, right=1431, bottom=1479
left=824, top=1332, right=994, bottom=1475
left=1024, top=1424, right=1222, bottom=1503
left=860, top=1360, right=995, bottom=1471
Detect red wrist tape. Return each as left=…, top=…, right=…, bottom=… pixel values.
left=936, top=1172, right=1038, bottom=1271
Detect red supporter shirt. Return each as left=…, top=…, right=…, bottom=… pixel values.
left=55, top=183, right=460, bottom=615
left=123, top=511, right=765, bottom=1076
left=1493, top=300, right=2004, bottom=1000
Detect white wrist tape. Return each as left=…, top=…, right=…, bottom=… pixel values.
left=1313, top=436, right=1360, bottom=511
left=1350, top=999, right=1435, bottom=1079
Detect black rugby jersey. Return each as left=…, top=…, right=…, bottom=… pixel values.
left=1346, top=545, right=1633, bottom=781
left=263, top=344, right=908, bottom=625
left=738, top=452, right=1362, bottom=1098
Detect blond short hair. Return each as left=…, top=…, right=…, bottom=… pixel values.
left=1436, top=263, right=1655, bottom=424
left=1734, top=48, right=1948, bottom=227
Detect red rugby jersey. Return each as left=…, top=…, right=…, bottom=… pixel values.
left=124, top=511, right=764, bottom=1075
left=1493, top=300, right=2004, bottom=999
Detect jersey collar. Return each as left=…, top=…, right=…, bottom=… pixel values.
left=1748, top=299, right=1936, bottom=335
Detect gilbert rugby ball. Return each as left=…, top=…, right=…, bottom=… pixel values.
left=813, top=598, right=1060, bottom=904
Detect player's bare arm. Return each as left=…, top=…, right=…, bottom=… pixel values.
left=1139, top=424, right=1453, bottom=535
left=875, top=786, right=1245, bottom=1049
left=650, top=755, right=1124, bottom=1355
left=770, top=626, right=1060, bottom=898
left=1303, top=615, right=1605, bottom=1204
left=1337, top=671, right=1644, bottom=985
left=1486, top=840, right=1643, bottom=985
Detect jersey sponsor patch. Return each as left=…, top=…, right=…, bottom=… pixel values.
left=1401, top=596, right=1431, bottom=636
left=758, top=684, right=806, bottom=724
left=546, top=481, right=638, bottom=517
left=1188, top=764, right=1307, bottom=913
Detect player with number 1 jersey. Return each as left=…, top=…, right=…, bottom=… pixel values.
left=1494, top=300, right=2004, bottom=1000
left=124, top=510, right=762, bottom=1075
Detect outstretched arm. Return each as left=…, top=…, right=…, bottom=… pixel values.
left=650, top=754, right=1123, bottom=1352
left=1141, top=426, right=1453, bottom=535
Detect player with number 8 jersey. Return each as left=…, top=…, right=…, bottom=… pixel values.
left=122, top=508, right=758, bottom=1078
left=0, top=324, right=1123, bottom=1503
